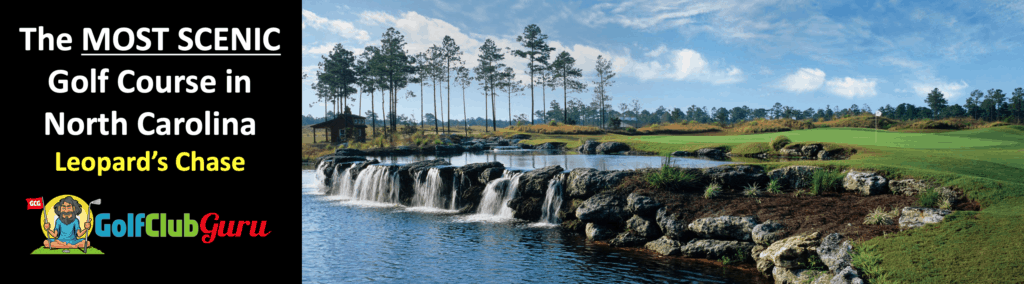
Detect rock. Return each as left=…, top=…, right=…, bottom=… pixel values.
left=509, top=196, right=544, bottom=221
left=696, top=147, right=725, bottom=157
left=596, top=142, right=630, bottom=154
left=479, top=168, right=507, bottom=184
left=752, top=221, right=787, bottom=246
left=679, top=239, right=756, bottom=260
left=456, top=162, right=504, bottom=186
left=334, top=148, right=366, bottom=156
left=566, top=168, right=631, bottom=198
left=656, top=207, right=692, bottom=241
left=759, top=232, right=821, bottom=269
left=817, top=233, right=853, bottom=273
left=752, top=245, right=774, bottom=277
left=687, top=215, right=758, bottom=241
left=772, top=267, right=832, bottom=284
left=671, top=151, right=690, bottom=156
left=936, top=187, right=958, bottom=205
left=517, top=143, right=534, bottom=149
left=830, top=266, right=864, bottom=284
left=801, top=144, right=823, bottom=157
left=767, top=165, right=823, bottom=190
left=626, top=192, right=662, bottom=217
left=510, top=134, right=531, bottom=139
left=537, top=142, right=566, bottom=150
left=434, top=144, right=465, bottom=153
left=888, top=179, right=929, bottom=196
left=585, top=222, right=618, bottom=241
left=703, top=165, right=769, bottom=190
left=898, top=207, right=953, bottom=229
left=645, top=236, right=683, bottom=256
left=575, top=192, right=630, bottom=224
left=577, top=140, right=600, bottom=154
left=399, top=159, right=452, bottom=176
left=626, top=215, right=662, bottom=239
left=842, top=171, right=888, bottom=195
left=779, top=147, right=803, bottom=156
left=817, top=150, right=833, bottom=160
left=609, top=232, right=648, bottom=247
left=516, top=165, right=564, bottom=198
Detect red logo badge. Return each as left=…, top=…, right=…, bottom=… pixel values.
left=27, top=197, right=43, bottom=209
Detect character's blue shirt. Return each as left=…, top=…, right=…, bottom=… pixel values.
left=55, top=218, right=79, bottom=241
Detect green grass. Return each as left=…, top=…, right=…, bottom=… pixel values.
left=809, top=169, right=844, bottom=195
left=30, top=246, right=104, bottom=255
left=645, top=164, right=695, bottom=189
left=704, top=183, right=722, bottom=199
left=498, top=125, right=1024, bottom=282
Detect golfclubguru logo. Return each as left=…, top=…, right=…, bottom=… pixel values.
left=95, top=212, right=271, bottom=243
left=32, top=195, right=270, bottom=255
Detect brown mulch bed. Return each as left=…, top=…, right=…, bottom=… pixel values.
left=622, top=175, right=978, bottom=242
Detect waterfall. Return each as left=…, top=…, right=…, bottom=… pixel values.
left=314, top=161, right=331, bottom=193
left=477, top=170, right=524, bottom=218
left=411, top=167, right=447, bottom=209
left=539, top=173, right=566, bottom=224
left=338, top=164, right=401, bottom=203
left=333, top=166, right=356, bottom=196
left=450, top=173, right=459, bottom=210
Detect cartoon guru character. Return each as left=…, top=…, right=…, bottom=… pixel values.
left=43, top=196, right=91, bottom=248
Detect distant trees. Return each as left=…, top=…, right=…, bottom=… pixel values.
left=549, top=51, right=587, bottom=124
left=592, top=55, right=616, bottom=129
left=513, top=24, right=555, bottom=125
left=475, top=39, right=505, bottom=131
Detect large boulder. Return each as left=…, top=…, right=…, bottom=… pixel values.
left=516, top=165, right=564, bottom=198
left=479, top=168, right=506, bottom=184
left=575, top=192, right=630, bottom=224
left=772, top=267, right=832, bottom=284
left=752, top=221, right=787, bottom=246
left=537, top=142, right=566, bottom=150
left=671, top=151, right=691, bottom=156
left=510, top=134, right=531, bottom=139
left=842, top=171, right=888, bottom=195
left=898, top=207, right=953, bottom=229
left=566, top=168, right=631, bottom=198
left=752, top=245, right=774, bottom=277
left=455, top=162, right=503, bottom=189
left=645, top=236, right=683, bottom=256
left=816, top=233, right=853, bottom=273
left=801, top=144, right=823, bottom=157
left=888, top=179, right=930, bottom=196
left=831, top=266, right=865, bottom=284
left=767, top=166, right=823, bottom=190
left=626, top=215, right=662, bottom=239
left=434, top=144, right=465, bottom=153
left=656, top=207, right=692, bottom=241
left=679, top=239, right=757, bottom=260
left=696, top=147, right=726, bottom=157
left=609, top=232, right=648, bottom=247
left=577, top=140, right=600, bottom=154
left=334, top=148, right=367, bottom=156
left=508, top=196, right=544, bottom=221
left=759, top=232, right=822, bottom=269
left=687, top=215, right=758, bottom=241
left=779, top=147, right=803, bottom=156
left=596, top=142, right=630, bottom=154
left=703, top=165, right=769, bottom=190
left=585, top=222, right=618, bottom=241
left=626, top=192, right=662, bottom=217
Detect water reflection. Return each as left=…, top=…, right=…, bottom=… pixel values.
left=367, top=150, right=734, bottom=171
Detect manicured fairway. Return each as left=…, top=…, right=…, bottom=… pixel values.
left=627, top=127, right=1019, bottom=150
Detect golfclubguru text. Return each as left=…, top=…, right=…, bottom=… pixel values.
left=94, top=212, right=270, bottom=243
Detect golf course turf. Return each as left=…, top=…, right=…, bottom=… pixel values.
left=511, top=125, right=1023, bottom=283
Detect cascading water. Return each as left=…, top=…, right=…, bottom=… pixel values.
left=411, top=167, right=447, bottom=209
left=337, top=164, right=401, bottom=203
left=476, top=170, right=525, bottom=218
left=332, top=166, right=355, bottom=197
left=314, top=161, right=331, bottom=193
left=539, top=173, right=566, bottom=224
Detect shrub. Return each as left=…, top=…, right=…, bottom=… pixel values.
left=704, top=183, right=721, bottom=199
left=767, top=179, right=782, bottom=194
left=743, top=183, right=760, bottom=197
left=938, top=199, right=953, bottom=210
left=548, top=119, right=558, bottom=126
left=645, top=164, right=694, bottom=189
left=864, top=206, right=899, bottom=225
left=810, top=169, right=845, bottom=195
left=770, top=135, right=791, bottom=151
left=917, top=189, right=942, bottom=208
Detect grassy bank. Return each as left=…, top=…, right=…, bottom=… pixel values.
left=504, top=125, right=1024, bottom=282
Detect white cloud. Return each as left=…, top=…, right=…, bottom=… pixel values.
left=302, top=9, right=371, bottom=42
left=359, top=11, right=396, bottom=25
left=908, top=79, right=969, bottom=99
left=645, top=44, right=668, bottom=57
left=826, top=77, right=878, bottom=98
left=779, top=68, right=826, bottom=93
left=302, top=43, right=338, bottom=56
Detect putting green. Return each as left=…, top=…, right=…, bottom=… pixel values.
left=30, top=246, right=104, bottom=255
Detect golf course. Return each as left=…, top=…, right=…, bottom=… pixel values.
left=503, top=124, right=1023, bottom=283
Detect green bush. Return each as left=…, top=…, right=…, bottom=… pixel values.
left=864, top=206, right=900, bottom=225
left=743, top=183, right=760, bottom=197
left=704, top=183, right=721, bottom=199
left=548, top=119, right=558, bottom=126
left=767, top=179, right=782, bottom=194
left=645, top=164, right=694, bottom=189
left=810, top=169, right=845, bottom=195
left=770, top=135, right=791, bottom=151
left=917, top=189, right=942, bottom=208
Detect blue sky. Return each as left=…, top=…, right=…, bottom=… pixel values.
left=301, top=0, right=1023, bottom=119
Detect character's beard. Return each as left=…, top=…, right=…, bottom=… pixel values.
left=59, top=213, right=75, bottom=225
